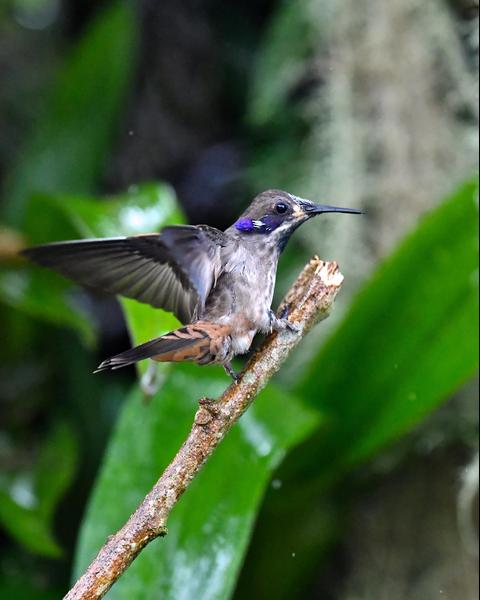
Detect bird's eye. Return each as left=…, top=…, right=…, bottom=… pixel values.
left=275, top=202, right=289, bottom=214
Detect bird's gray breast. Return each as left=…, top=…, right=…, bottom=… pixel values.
left=203, top=240, right=278, bottom=352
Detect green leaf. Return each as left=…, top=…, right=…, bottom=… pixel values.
left=236, top=178, right=479, bottom=600
left=74, top=179, right=478, bottom=599
left=32, top=183, right=185, bottom=372
left=35, top=421, right=79, bottom=522
left=247, top=1, right=313, bottom=127
left=4, top=184, right=184, bottom=351
left=2, top=1, right=138, bottom=226
left=43, top=184, right=185, bottom=355
left=0, top=575, right=61, bottom=600
left=60, top=182, right=185, bottom=371
left=0, top=267, right=95, bottom=346
left=0, top=491, right=61, bottom=557
left=0, top=422, right=78, bottom=558
left=0, top=0, right=139, bottom=345
left=31, top=183, right=182, bottom=241
left=74, top=365, right=321, bottom=598
left=293, top=177, right=479, bottom=480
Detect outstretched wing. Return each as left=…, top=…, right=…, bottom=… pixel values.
left=21, top=225, right=225, bottom=324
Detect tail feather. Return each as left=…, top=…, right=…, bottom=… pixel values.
left=95, top=322, right=231, bottom=372
left=94, top=335, right=188, bottom=372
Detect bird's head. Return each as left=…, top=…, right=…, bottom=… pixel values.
left=233, top=189, right=362, bottom=251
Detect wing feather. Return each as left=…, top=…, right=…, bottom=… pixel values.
left=21, top=226, right=224, bottom=324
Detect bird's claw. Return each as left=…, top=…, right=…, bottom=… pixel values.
left=224, top=361, right=241, bottom=383
left=276, top=317, right=300, bottom=333
left=284, top=319, right=301, bottom=333
left=269, top=309, right=300, bottom=333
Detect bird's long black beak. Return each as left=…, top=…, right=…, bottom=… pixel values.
left=309, top=203, right=363, bottom=215
left=294, top=195, right=363, bottom=216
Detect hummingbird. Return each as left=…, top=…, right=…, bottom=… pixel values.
left=22, top=190, right=361, bottom=380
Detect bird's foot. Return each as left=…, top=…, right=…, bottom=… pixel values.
left=283, top=319, right=301, bottom=333
left=269, top=309, right=300, bottom=333
left=224, top=361, right=241, bottom=383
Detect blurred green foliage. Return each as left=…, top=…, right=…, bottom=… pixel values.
left=3, top=1, right=137, bottom=226
left=0, top=2, right=139, bottom=594
left=0, top=422, right=77, bottom=557
left=74, top=372, right=320, bottom=599
left=297, top=179, right=479, bottom=479
left=236, top=178, right=479, bottom=599
left=247, top=1, right=313, bottom=128
left=21, top=184, right=185, bottom=367
left=73, top=178, right=479, bottom=599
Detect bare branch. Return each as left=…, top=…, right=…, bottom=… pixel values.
left=65, top=258, right=344, bottom=600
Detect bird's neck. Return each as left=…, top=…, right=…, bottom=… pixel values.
left=226, top=224, right=292, bottom=257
